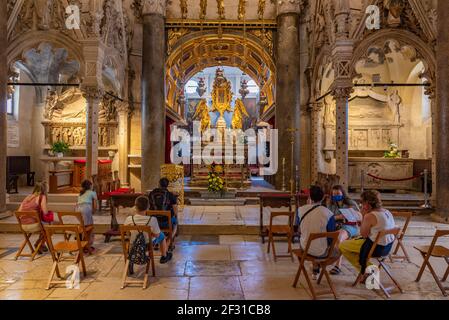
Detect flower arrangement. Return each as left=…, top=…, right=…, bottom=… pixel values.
left=384, top=142, right=401, bottom=159
left=207, top=163, right=225, bottom=194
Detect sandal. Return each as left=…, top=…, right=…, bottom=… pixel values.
left=330, top=266, right=342, bottom=275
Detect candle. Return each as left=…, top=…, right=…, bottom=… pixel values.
left=282, top=157, right=285, bottom=165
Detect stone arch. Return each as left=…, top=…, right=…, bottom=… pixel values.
left=165, top=31, right=276, bottom=110
left=7, top=30, right=84, bottom=76
left=350, top=29, right=436, bottom=82
left=310, top=44, right=333, bottom=100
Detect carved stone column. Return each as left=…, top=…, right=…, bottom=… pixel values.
left=0, top=1, right=7, bottom=212
left=82, top=86, right=102, bottom=178
left=310, top=102, right=323, bottom=184
left=275, top=0, right=301, bottom=191
left=141, top=0, right=167, bottom=191
left=117, top=102, right=131, bottom=186
left=436, top=0, right=449, bottom=218
left=332, top=87, right=352, bottom=189
left=32, top=101, right=47, bottom=181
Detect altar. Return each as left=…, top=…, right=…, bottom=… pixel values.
left=188, top=68, right=252, bottom=189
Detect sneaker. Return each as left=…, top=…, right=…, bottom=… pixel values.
left=312, top=267, right=320, bottom=280
left=159, top=252, right=173, bottom=264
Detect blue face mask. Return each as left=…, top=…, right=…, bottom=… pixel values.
left=332, top=195, right=344, bottom=202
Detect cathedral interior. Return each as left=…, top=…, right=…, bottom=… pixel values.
left=1, top=0, right=449, bottom=303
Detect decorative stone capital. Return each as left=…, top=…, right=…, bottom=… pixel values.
left=142, top=0, right=167, bottom=16
left=81, top=85, right=103, bottom=101
left=277, top=0, right=304, bottom=16
left=332, top=87, right=353, bottom=101
left=116, top=101, right=132, bottom=116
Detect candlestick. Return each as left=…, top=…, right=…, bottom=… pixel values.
left=282, top=158, right=286, bottom=191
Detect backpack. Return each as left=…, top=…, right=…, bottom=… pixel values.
left=150, top=189, right=170, bottom=211
left=128, top=216, right=150, bottom=266
left=150, top=189, right=172, bottom=226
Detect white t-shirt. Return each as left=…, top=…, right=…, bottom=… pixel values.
left=299, top=203, right=334, bottom=257
left=124, top=214, right=161, bottom=244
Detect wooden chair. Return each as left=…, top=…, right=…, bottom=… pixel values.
left=390, top=211, right=413, bottom=263
left=44, top=224, right=88, bottom=290
left=292, top=231, right=341, bottom=300
left=146, top=210, right=177, bottom=251
left=14, top=211, right=47, bottom=261
left=414, top=229, right=449, bottom=296
left=267, top=211, right=295, bottom=262
left=57, top=211, right=93, bottom=244
left=353, top=228, right=403, bottom=299
left=120, top=225, right=156, bottom=289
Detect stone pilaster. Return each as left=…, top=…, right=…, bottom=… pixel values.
left=310, top=102, right=323, bottom=184
left=0, top=1, right=7, bottom=212
left=117, top=102, right=131, bottom=186
left=141, top=0, right=167, bottom=191
left=332, top=87, right=352, bottom=190
left=436, top=0, right=449, bottom=218
left=32, top=101, right=47, bottom=182
left=275, top=2, right=301, bottom=191
left=82, top=86, right=102, bottom=178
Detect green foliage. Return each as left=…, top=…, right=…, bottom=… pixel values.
left=51, top=141, right=70, bottom=154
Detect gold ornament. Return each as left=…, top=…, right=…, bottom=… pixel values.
left=231, top=98, right=250, bottom=130
left=193, top=99, right=211, bottom=132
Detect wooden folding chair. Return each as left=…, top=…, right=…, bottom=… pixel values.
left=353, top=228, right=403, bottom=299
left=44, top=224, right=88, bottom=290
left=146, top=210, right=177, bottom=251
left=120, top=225, right=156, bottom=289
left=390, top=211, right=413, bottom=263
left=292, top=231, right=341, bottom=300
left=267, top=211, right=295, bottom=262
left=414, top=229, right=449, bottom=296
left=57, top=211, right=93, bottom=244
left=14, top=211, right=47, bottom=261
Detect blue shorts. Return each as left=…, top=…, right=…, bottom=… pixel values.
left=158, top=216, right=178, bottom=229
left=340, top=224, right=359, bottom=238
left=152, top=232, right=165, bottom=245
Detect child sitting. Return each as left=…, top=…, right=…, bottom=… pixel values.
left=124, top=196, right=172, bottom=266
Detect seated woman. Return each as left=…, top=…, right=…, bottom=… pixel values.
left=326, top=185, right=362, bottom=275
left=18, top=182, right=52, bottom=252
left=339, top=190, right=396, bottom=281
left=75, top=180, right=97, bottom=254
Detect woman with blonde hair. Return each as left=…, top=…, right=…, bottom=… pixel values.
left=18, top=181, right=54, bottom=252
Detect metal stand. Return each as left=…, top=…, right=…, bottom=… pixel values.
left=422, top=169, right=432, bottom=209
left=360, top=169, right=365, bottom=193
left=281, top=158, right=286, bottom=192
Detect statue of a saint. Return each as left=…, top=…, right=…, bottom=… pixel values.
left=388, top=89, right=402, bottom=124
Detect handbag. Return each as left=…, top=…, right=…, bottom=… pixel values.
left=38, top=195, right=54, bottom=223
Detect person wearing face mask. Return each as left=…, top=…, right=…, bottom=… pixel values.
left=326, top=185, right=362, bottom=275
left=339, top=190, right=396, bottom=281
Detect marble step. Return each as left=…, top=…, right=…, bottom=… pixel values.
left=6, top=201, right=77, bottom=212
left=8, top=193, right=78, bottom=203
left=189, top=198, right=247, bottom=206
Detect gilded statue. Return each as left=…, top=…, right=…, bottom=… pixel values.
left=257, top=0, right=266, bottom=20
left=231, top=99, right=250, bottom=130
left=238, top=0, right=247, bottom=20
left=210, top=68, right=233, bottom=119
left=180, top=0, right=188, bottom=19
left=217, top=0, right=225, bottom=19
left=200, top=0, right=207, bottom=19
left=193, top=99, right=211, bottom=132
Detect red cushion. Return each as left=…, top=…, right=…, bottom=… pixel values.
left=116, top=188, right=133, bottom=193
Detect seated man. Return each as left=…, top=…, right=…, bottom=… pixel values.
left=147, top=178, right=178, bottom=230
left=124, top=196, right=172, bottom=268
left=339, top=190, right=396, bottom=281
left=298, top=185, right=337, bottom=280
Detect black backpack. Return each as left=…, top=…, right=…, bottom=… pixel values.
left=150, top=189, right=172, bottom=226
left=128, top=216, right=150, bottom=266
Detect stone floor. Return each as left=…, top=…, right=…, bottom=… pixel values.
left=1, top=229, right=449, bottom=300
